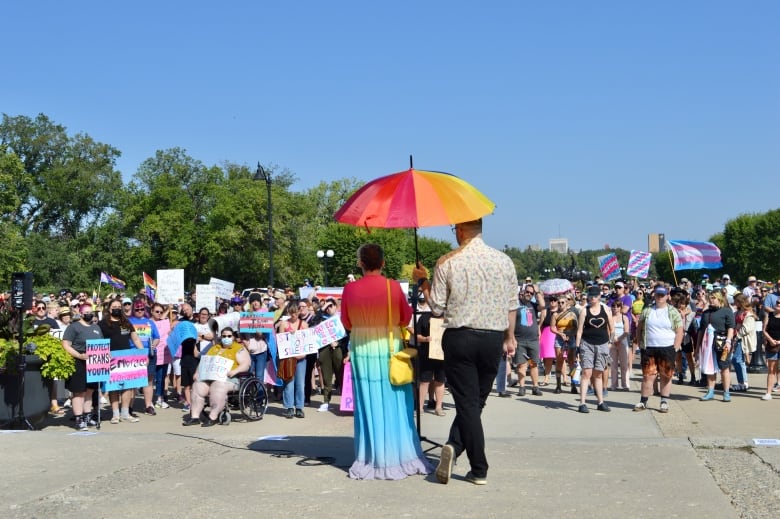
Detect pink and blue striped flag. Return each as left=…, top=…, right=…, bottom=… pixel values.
left=667, top=240, right=722, bottom=271
left=627, top=250, right=652, bottom=279
left=597, top=253, right=622, bottom=281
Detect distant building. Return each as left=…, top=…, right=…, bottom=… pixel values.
left=549, top=238, right=568, bottom=254
left=527, top=244, right=542, bottom=252
left=648, top=233, right=666, bottom=253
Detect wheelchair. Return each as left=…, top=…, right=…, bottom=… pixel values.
left=201, top=372, right=268, bottom=425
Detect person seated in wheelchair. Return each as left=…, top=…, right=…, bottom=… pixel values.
left=183, top=327, right=251, bottom=427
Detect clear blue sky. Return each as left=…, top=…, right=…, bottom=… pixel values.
left=3, top=2, right=777, bottom=252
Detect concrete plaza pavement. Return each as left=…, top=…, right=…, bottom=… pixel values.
left=2, top=369, right=780, bottom=519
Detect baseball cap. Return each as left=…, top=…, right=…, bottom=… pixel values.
left=654, top=286, right=668, bottom=295
left=722, top=274, right=731, bottom=280
left=122, top=297, right=132, bottom=304
left=747, top=276, right=757, bottom=282
left=680, top=277, right=689, bottom=283
left=615, top=281, right=625, bottom=288
left=273, top=290, right=286, bottom=299
left=702, top=274, right=709, bottom=279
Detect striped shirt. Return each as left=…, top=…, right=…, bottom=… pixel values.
left=428, top=236, right=519, bottom=332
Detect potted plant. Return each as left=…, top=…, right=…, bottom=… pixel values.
left=0, top=302, right=75, bottom=426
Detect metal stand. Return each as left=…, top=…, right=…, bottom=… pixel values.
left=8, top=312, right=34, bottom=430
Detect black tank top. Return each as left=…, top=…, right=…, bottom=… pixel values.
left=581, top=305, right=610, bottom=345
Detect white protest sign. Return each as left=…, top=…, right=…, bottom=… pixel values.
left=156, top=269, right=185, bottom=304
left=214, top=312, right=240, bottom=335
left=276, top=328, right=321, bottom=359
left=429, top=317, right=445, bottom=360
left=197, top=355, right=233, bottom=382
left=209, top=277, right=235, bottom=300
left=311, top=315, right=347, bottom=346
left=195, top=284, right=217, bottom=314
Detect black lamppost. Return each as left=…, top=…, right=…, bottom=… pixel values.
left=317, top=249, right=334, bottom=286
left=253, top=163, right=274, bottom=287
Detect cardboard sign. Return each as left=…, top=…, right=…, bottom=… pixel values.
left=429, top=317, right=445, bottom=360
left=239, top=312, right=275, bottom=334
left=209, top=277, right=235, bottom=300
left=276, top=328, right=321, bottom=359
left=311, top=315, right=347, bottom=346
left=104, top=348, right=149, bottom=391
left=86, top=339, right=112, bottom=383
left=156, top=269, right=185, bottom=304
left=197, top=355, right=233, bottom=382
left=339, top=361, right=354, bottom=413
left=195, top=284, right=217, bottom=314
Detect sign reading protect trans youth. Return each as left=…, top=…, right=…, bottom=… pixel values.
left=103, top=348, right=150, bottom=391
left=86, top=339, right=112, bottom=383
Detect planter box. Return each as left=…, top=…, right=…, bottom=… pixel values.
left=0, top=355, right=51, bottom=427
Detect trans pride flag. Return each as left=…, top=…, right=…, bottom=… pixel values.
left=100, top=272, right=126, bottom=290
left=667, top=240, right=723, bottom=271
left=627, top=250, right=652, bottom=279
left=597, top=253, right=622, bottom=281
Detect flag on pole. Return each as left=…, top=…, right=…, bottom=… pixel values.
left=627, top=250, right=652, bottom=279
left=100, top=271, right=126, bottom=290
left=667, top=240, right=723, bottom=270
left=143, top=272, right=157, bottom=302
left=597, top=253, right=622, bottom=281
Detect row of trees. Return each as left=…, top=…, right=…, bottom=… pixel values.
left=1, top=113, right=777, bottom=295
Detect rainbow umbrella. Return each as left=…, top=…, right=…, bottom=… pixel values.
left=334, top=167, right=495, bottom=229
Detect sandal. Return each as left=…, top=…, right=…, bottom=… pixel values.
left=49, top=405, right=65, bottom=415
left=110, top=416, right=120, bottom=424
left=538, top=381, right=548, bottom=387
left=434, top=409, right=446, bottom=417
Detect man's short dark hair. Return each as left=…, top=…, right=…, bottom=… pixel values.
left=358, top=243, right=384, bottom=271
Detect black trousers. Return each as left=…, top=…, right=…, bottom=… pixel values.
left=443, top=327, right=503, bottom=478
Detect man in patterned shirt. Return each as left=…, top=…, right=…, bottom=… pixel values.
left=414, top=218, right=519, bottom=486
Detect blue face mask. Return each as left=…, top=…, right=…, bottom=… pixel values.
left=221, top=337, right=233, bottom=346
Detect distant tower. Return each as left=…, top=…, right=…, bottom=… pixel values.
left=648, top=233, right=665, bottom=253
left=549, top=238, right=568, bottom=253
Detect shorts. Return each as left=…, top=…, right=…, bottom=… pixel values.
left=765, top=350, right=780, bottom=361
left=513, top=339, right=539, bottom=366
left=171, top=358, right=182, bottom=376
left=681, top=341, right=694, bottom=354
left=180, top=357, right=199, bottom=387
left=640, top=346, right=676, bottom=378
left=65, top=358, right=100, bottom=393
left=418, top=344, right=446, bottom=383
left=579, top=341, right=610, bottom=372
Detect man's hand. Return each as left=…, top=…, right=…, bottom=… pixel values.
left=412, top=261, right=429, bottom=284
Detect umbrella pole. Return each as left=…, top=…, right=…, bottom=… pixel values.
left=411, top=227, right=443, bottom=451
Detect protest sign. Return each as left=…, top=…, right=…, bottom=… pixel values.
left=209, top=277, right=235, bottom=300
left=339, top=362, right=354, bottom=413
left=195, top=284, right=217, bottom=314
left=311, top=315, right=347, bottom=346
left=104, top=348, right=149, bottom=391
left=276, top=328, right=321, bottom=359
left=86, top=339, right=111, bottom=383
left=429, top=317, right=445, bottom=360
left=239, top=312, right=275, bottom=334
left=156, top=269, right=185, bottom=304
left=197, top=355, right=233, bottom=382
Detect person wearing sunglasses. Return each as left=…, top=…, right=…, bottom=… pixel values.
left=32, top=301, right=60, bottom=331
left=128, top=300, right=161, bottom=416
left=184, top=327, right=250, bottom=427
left=513, top=286, right=543, bottom=397
left=150, top=303, right=174, bottom=409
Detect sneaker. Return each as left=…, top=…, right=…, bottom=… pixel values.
left=517, top=387, right=526, bottom=397
left=295, top=409, right=305, bottom=418
left=285, top=408, right=295, bottom=419
left=597, top=402, right=611, bottom=412
left=465, top=471, right=487, bottom=485
left=182, top=415, right=200, bottom=426
left=120, top=415, right=139, bottom=423
left=571, top=386, right=578, bottom=394
left=762, top=393, right=772, bottom=401
left=317, top=403, right=330, bottom=412
left=659, top=401, right=669, bottom=413
left=586, top=387, right=594, bottom=396
left=531, top=387, right=542, bottom=396
left=63, top=398, right=72, bottom=409
left=723, top=392, right=731, bottom=403
left=76, top=420, right=87, bottom=431
left=602, top=389, right=609, bottom=397
left=496, top=392, right=511, bottom=398
left=578, top=404, right=589, bottom=413
left=201, top=417, right=215, bottom=427
left=84, top=414, right=98, bottom=427
left=154, top=401, right=162, bottom=409
left=633, top=402, right=647, bottom=412
left=436, top=444, right=455, bottom=484
left=554, top=386, right=562, bottom=394
left=160, top=400, right=170, bottom=409
left=701, top=390, right=715, bottom=401
left=100, top=396, right=109, bottom=405
left=182, top=404, right=191, bottom=412
left=145, top=406, right=156, bottom=416
left=110, top=416, right=120, bottom=424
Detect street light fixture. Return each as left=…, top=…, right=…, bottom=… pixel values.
left=317, top=249, right=334, bottom=286
left=253, top=163, right=274, bottom=287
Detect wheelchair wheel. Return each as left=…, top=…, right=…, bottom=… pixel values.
left=239, top=377, right=267, bottom=421
left=219, top=408, right=231, bottom=425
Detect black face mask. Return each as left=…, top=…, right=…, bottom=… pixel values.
left=110, top=308, right=123, bottom=317
left=82, top=314, right=94, bottom=322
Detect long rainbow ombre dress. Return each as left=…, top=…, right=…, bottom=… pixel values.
left=340, top=274, right=432, bottom=480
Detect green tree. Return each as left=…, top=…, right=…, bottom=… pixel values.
left=0, top=145, right=28, bottom=282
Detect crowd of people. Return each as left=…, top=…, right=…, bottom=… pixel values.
left=12, top=243, right=780, bottom=487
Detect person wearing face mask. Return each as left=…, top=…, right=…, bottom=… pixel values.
left=99, top=297, right=145, bottom=424
left=61, top=304, right=104, bottom=430
left=183, top=327, right=250, bottom=427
